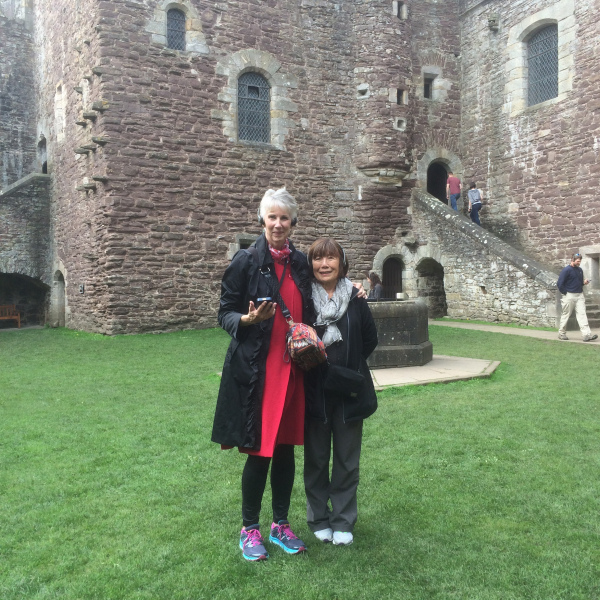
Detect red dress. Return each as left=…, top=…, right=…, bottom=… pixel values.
left=242, top=261, right=305, bottom=457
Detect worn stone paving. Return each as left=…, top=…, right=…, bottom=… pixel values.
left=371, top=354, right=500, bottom=390
left=370, top=319, right=600, bottom=390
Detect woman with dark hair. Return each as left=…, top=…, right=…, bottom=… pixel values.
left=212, top=187, right=310, bottom=561
left=367, top=272, right=383, bottom=301
left=304, top=238, right=378, bottom=546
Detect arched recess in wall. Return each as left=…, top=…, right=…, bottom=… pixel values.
left=372, top=244, right=413, bottom=296
left=427, top=161, right=448, bottom=204
left=372, top=243, right=450, bottom=312
left=382, top=257, right=403, bottom=299
left=416, top=257, right=447, bottom=317
left=213, top=49, right=298, bottom=150
left=416, top=148, right=463, bottom=204
left=0, top=272, right=50, bottom=327
left=51, top=270, right=66, bottom=327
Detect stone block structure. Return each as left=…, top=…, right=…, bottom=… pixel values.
left=367, top=300, right=433, bottom=368
left=1, top=0, right=599, bottom=332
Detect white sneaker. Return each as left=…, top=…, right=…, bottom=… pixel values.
left=332, top=531, right=353, bottom=546
left=314, top=528, right=333, bottom=543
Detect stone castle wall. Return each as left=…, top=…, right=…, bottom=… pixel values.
left=6, top=0, right=592, bottom=334
left=33, top=0, right=110, bottom=331
left=0, top=174, right=51, bottom=280
left=0, top=8, right=37, bottom=190
left=26, top=0, right=460, bottom=333
left=410, top=0, right=462, bottom=164
left=459, top=0, right=600, bottom=268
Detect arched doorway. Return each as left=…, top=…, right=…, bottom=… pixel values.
left=0, top=273, right=50, bottom=327
left=382, top=257, right=403, bottom=299
left=51, top=271, right=66, bottom=327
left=427, top=162, right=448, bottom=204
left=416, top=258, right=447, bottom=317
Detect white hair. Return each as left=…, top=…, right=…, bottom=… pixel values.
left=258, top=187, right=298, bottom=222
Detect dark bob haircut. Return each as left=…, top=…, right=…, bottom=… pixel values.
left=307, top=238, right=349, bottom=278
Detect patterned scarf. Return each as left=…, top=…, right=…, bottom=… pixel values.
left=311, top=278, right=353, bottom=347
left=268, top=240, right=291, bottom=265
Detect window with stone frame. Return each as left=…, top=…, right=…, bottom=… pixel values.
left=237, top=72, right=271, bottom=143
left=166, top=8, right=186, bottom=51
left=423, top=76, right=435, bottom=99
left=527, top=24, right=558, bottom=106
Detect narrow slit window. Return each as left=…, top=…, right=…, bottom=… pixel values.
left=238, top=72, right=271, bottom=143
left=393, top=1, right=407, bottom=19
left=167, top=8, right=186, bottom=51
left=528, top=24, right=558, bottom=106
left=424, top=77, right=434, bottom=99
left=397, top=89, right=408, bottom=105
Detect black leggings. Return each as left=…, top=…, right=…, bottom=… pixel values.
left=241, top=444, right=295, bottom=527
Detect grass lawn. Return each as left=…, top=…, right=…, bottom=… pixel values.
left=1, top=326, right=599, bottom=600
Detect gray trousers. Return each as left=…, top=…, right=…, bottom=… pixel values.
left=304, top=397, right=363, bottom=533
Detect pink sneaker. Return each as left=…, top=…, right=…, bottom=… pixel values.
left=269, top=521, right=306, bottom=554
left=240, top=526, right=268, bottom=561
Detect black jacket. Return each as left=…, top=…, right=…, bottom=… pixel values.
left=211, top=233, right=312, bottom=450
left=305, top=287, right=379, bottom=423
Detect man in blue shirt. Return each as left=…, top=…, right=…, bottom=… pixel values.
left=557, top=253, right=598, bottom=342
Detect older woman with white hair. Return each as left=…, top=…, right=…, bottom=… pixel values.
left=212, top=187, right=311, bottom=561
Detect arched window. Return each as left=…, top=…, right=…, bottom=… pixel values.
left=238, top=72, right=271, bottom=143
left=167, top=8, right=186, bottom=51
left=528, top=24, right=558, bottom=106
left=382, top=258, right=403, bottom=299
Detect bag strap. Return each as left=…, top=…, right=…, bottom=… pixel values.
left=266, top=265, right=292, bottom=323
left=247, top=246, right=293, bottom=323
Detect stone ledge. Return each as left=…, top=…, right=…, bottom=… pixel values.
left=0, top=173, right=51, bottom=198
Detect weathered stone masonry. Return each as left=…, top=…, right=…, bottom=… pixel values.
left=459, top=0, right=600, bottom=267
left=0, top=8, right=36, bottom=188
left=2, top=0, right=600, bottom=332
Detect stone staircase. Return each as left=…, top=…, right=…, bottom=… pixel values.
left=565, top=299, right=600, bottom=331
left=584, top=295, right=600, bottom=329
left=560, top=287, right=600, bottom=332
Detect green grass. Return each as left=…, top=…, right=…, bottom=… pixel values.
left=1, top=327, right=600, bottom=600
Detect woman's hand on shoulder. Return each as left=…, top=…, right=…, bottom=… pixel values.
left=352, top=281, right=368, bottom=299
left=240, top=300, right=276, bottom=327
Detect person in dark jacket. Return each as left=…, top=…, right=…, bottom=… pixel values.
left=557, top=252, right=598, bottom=342
left=212, top=187, right=311, bottom=561
left=304, top=238, right=378, bottom=547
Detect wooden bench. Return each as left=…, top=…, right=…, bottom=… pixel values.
left=0, top=305, right=21, bottom=328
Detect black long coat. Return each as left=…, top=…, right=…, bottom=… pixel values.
left=305, top=287, right=379, bottom=423
left=211, top=233, right=312, bottom=450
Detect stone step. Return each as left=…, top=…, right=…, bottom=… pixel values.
left=566, top=301, right=600, bottom=331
